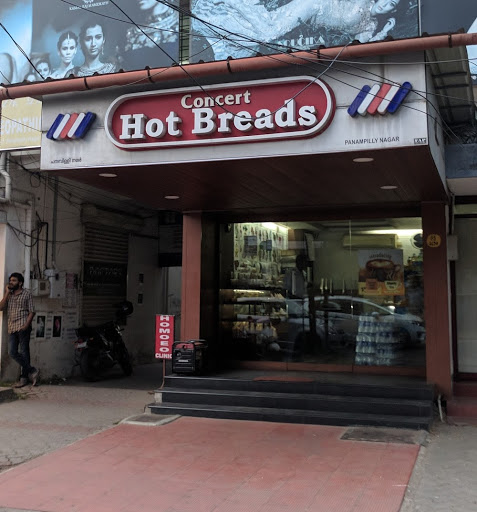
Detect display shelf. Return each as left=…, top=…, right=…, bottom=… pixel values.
left=220, top=289, right=288, bottom=342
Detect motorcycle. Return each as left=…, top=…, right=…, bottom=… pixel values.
left=74, top=301, right=133, bottom=381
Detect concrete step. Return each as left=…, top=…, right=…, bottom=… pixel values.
left=149, top=401, right=432, bottom=430
left=447, top=396, right=477, bottom=418
left=159, top=387, right=433, bottom=418
left=164, top=375, right=435, bottom=400
left=453, top=381, right=477, bottom=398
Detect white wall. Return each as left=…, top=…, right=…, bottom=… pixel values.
left=126, top=234, right=162, bottom=364
left=0, top=156, right=162, bottom=381
left=455, top=218, right=477, bottom=373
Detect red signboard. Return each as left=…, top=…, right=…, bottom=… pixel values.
left=105, top=76, right=335, bottom=150
left=155, top=315, right=174, bottom=359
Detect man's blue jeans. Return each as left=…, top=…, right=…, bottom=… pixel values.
left=9, top=327, right=34, bottom=378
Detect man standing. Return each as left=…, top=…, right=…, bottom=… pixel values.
left=0, top=273, right=39, bottom=388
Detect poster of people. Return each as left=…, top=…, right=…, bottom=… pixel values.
left=0, top=0, right=180, bottom=85
left=31, top=0, right=179, bottom=79
left=421, top=0, right=477, bottom=83
left=1, top=1, right=475, bottom=85
left=357, top=249, right=404, bottom=296
left=190, top=0, right=419, bottom=62
left=0, top=0, right=33, bottom=84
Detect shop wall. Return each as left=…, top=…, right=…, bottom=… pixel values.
left=454, top=218, right=477, bottom=373
left=0, top=158, right=161, bottom=381
left=2, top=161, right=83, bottom=380
left=200, top=218, right=220, bottom=361
left=126, top=234, right=162, bottom=364
left=426, top=67, right=446, bottom=187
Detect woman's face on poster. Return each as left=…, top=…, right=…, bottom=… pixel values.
left=371, top=0, right=399, bottom=16
left=83, top=25, right=105, bottom=57
left=59, top=37, right=77, bottom=64
left=37, top=61, right=50, bottom=78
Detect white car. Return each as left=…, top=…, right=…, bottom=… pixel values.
left=287, top=295, right=425, bottom=347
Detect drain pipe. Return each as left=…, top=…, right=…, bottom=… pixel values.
left=51, top=177, right=58, bottom=270
left=0, top=33, right=477, bottom=101
left=0, top=152, right=12, bottom=203
left=24, top=204, right=32, bottom=289
left=437, top=393, right=444, bottom=422
left=0, top=152, right=32, bottom=287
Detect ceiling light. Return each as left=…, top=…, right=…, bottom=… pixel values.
left=99, top=173, right=117, bottom=178
left=164, top=195, right=180, bottom=200
left=380, top=185, right=398, bottom=190
left=353, top=157, right=374, bottom=163
left=365, top=229, right=422, bottom=236
left=261, top=222, right=288, bottom=233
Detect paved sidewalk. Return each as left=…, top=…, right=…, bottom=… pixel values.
left=401, top=421, right=477, bottom=512
left=0, top=371, right=155, bottom=472
left=1, top=365, right=475, bottom=512
left=0, top=417, right=419, bottom=512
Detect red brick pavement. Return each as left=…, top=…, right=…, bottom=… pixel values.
left=0, top=417, right=419, bottom=512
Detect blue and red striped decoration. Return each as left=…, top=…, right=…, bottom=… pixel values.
left=347, top=82, right=412, bottom=117
left=46, top=112, right=96, bottom=140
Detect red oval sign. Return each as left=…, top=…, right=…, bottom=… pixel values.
left=105, top=76, right=335, bottom=150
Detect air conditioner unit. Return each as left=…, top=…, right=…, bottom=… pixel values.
left=342, top=234, right=397, bottom=249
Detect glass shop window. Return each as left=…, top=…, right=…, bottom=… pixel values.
left=218, top=218, right=425, bottom=367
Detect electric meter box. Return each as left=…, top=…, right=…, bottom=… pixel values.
left=48, top=271, right=66, bottom=299
left=31, top=279, right=50, bottom=297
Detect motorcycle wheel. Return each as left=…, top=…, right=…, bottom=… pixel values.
left=117, top=345, right=133, bottom=376
left=79, top=349, right=100, bottom=381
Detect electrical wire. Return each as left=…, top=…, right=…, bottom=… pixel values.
left=8, top=221, right=81, bottom=246
left=0, top=1, right=473, bottom=148
left=0, top=23, right=43, bottom=79
left=56, top=0, right=477, bottom=122
left=155, top=0, right=477, bottom=135
left=0, top=0, right=470, bottom=119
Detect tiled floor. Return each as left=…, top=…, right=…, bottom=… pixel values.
left=0, top=417, right=419, bottom=512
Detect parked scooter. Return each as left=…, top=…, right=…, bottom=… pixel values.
left=74, top=301, right=133, bottom=381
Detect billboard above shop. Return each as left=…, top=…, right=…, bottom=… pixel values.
left=0, top=0, right=179, bottom=84
left=1, top=1, right=476, bottom=88
left=190, top=0, right=419, bottom=62
left=421, top=0, right=477, bottom=83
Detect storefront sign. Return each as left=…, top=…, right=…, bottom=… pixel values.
left=155, top=315, right=174, bottom=359
left=105, top=77, right=335, bottom=150
left=83, top=261, right=127, bottom=297
left=46, top=112, right=96, bottom=140
left=348, top=82, right=412, bottom=117
left=0, top=97, right=41, bottom=150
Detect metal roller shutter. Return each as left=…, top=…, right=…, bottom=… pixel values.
left=82, top=224, right=129, bottom=325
